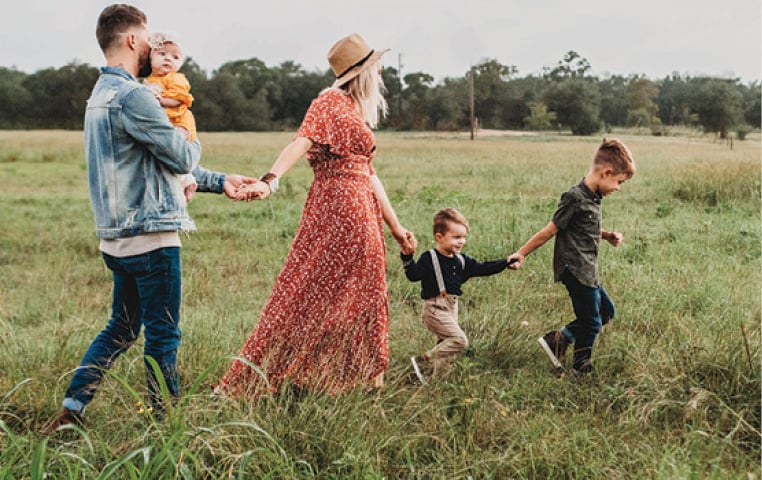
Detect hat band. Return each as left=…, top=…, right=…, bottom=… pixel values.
left=336, top=49, right=375, bottom=79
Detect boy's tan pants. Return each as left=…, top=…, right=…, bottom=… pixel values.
left=422, top=295, right=468, bottom=377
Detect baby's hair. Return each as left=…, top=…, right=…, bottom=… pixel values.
left=433, top=208, right=469, bottom=235
left=594, top=138, right=635, bottom=178
left=150, top=32, right=184, bottom=56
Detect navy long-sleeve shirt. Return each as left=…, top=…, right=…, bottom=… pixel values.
left=401, top=249, right=509, bottom=299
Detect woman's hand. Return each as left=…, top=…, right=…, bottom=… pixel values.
left=234, top=180, right=271, bottom=202
left=392, top=227, right=417, bottom=254
left=223, top=174, right=257, bottom=200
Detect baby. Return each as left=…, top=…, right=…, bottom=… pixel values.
left=144, top=32, right=197, bottom=202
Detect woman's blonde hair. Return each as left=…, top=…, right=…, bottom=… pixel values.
left=343, top=61, right=388, bottom=128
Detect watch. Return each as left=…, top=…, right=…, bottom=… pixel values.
left=259, top=172, right=279, bottom=193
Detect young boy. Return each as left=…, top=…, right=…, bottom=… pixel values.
left=402, top=208, right=512, bottom=384
left=508, top=138, right=635, bottom=375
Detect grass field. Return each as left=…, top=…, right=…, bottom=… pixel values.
left=0, top=129, right=760, bottom=478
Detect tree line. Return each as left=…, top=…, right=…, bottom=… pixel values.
left=0, top=51, right=759, bottom=138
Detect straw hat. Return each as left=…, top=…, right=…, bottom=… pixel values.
left=328, top=33, right=389, bottom=88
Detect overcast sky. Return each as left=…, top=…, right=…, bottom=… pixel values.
left=3, top=0, right=760, bottom=83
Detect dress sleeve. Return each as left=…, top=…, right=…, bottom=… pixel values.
left=162, top=73, right=193, bottom=107
left=296, top=90, right=354, bottom=157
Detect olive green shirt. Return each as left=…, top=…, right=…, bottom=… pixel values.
left=552, top=179, right=602, bottom=288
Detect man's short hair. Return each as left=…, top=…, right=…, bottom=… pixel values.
left=594, top=138, right=635, bottom=178
left=433, top=208, right=470, bottom=235
left=96, top=4, right=147, bottom=52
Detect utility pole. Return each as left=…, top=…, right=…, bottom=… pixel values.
left=469, top=66, right=475, bottom=140
left=398, top=53, right=403, bottom=119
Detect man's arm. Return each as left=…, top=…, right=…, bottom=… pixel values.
left=192, top=166, right=226, bottom=193
left=121, top=86, right=201, bottom=175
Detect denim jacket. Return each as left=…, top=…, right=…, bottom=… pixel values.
left=85, top=66, right=225, bottom=239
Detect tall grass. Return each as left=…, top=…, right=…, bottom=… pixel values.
left=0, top=130, right=759, bottom=478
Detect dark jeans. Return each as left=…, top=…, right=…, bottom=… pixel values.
left=63, top=247, right=182, bottom=414
left=559, top=269, right=615, bottom=368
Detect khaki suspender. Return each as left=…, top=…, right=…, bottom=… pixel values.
left=429, top=249, right=464, bottom=297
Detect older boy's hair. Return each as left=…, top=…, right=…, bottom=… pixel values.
left=594, top=138, right=635, bottom=178
left=96, top=4, right=147, bottom=53
left=433, top=208, right=469, bottom=235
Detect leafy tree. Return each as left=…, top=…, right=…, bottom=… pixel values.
left=656, top=73, right=692, bottom=126
left=401, top=72, right=434, bottom=129
left=381, top=66, right=403, bottom=128
left=270, top=61, right=331, bottom=129
left=689, top=78, right=742, bottom=138
left=0, top=67, right=32, bottom=128
left=540, top=52, right=600, bottom=135
left=179, top=57, right=208, bottom=85
left=203, top=71, right=272, bottom=130
left=179, top=58, right=214, bottom=130
left=543, top=78, right=601, bottom=135
left=22, top=63, right=99, bottom=129
left=543, top=51, right=592, bottom=81
left=597, top=75, right=629, bottom=128
left=523, top=101, right=556, bottom=130
left=499, top=76, right=540, bottom=129
left=0, top=50, right=758, bottom=134
left=626, top=77, right=659, bottom=127
left=213, top=58, right=277, bottom=130
left=428, top=81, right=466, bottom=130
left=471, top=59, right=519, bottom=129
left=740, top=81, right=761, bottom=128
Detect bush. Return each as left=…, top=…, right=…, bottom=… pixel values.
left=735, top=124, right=752, bottom=140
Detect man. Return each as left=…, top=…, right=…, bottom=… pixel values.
left=44, top=4, right=255, bottom=432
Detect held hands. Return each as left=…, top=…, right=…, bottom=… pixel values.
left=393, top=228, right=417, bottom=255
left=232, top=180, right=271, bottom=202
left=603, top=231, right=623, bottom=247
left=223, top=174, right=258, bottom=200
left=507, top=253, right=525, bottom=269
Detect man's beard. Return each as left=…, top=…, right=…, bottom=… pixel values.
left=137, top=49, right=152, bottom=78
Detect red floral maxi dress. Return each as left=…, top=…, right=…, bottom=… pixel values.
left=215, top=89, right=389, bottom=399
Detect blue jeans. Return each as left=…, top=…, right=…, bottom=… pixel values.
left=559, top=269, right=615, bottom=369
left=63, top=247, right=182, bottom=414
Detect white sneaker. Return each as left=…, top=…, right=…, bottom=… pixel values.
left=410, top=356, right=428, bottom=385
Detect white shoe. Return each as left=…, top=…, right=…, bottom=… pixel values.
left=410, top=356, right=428, bottom=385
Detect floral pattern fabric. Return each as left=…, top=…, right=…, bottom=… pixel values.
left=216, top=89, right=389, bottom=399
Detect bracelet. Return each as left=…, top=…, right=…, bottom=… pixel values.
left=259, top=172, right=279, bottom=193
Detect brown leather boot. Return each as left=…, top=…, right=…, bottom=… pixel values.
left=41, top=409, right=85, bottom=435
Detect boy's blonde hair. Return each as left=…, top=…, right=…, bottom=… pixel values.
left=594, top=138, right=635, bottom=178
left=433, top=208, right=469, bottom=235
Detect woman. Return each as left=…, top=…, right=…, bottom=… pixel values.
left=215, top=33, right=417, bottom=399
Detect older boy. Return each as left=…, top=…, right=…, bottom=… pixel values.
left=402, top=208, right=512, bottom=383
left=508, top=138, right=635, bottom=375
